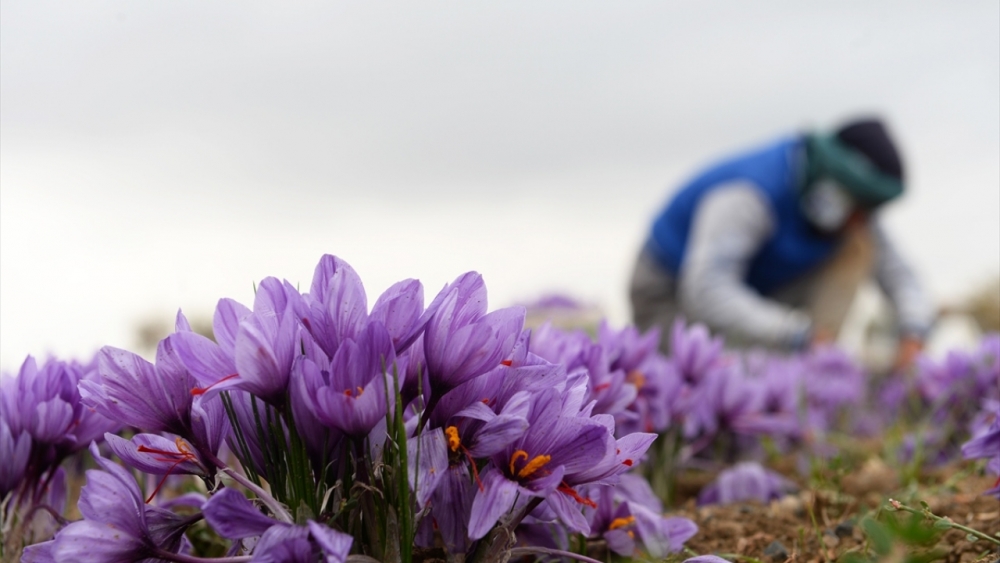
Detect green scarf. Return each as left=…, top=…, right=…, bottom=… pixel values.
left=803, top=133, right=904, bottom=208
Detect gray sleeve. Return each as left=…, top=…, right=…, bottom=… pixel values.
left=677, top=183, right=813, bottom=349
left=871, top=219, right=936, bottom=338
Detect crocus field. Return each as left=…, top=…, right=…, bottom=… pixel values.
left=1, top=254, right=997, bottom=563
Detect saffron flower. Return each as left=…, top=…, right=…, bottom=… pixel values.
left=203, top=487, right=353, bottom=562
left=961, top=404, right=1000, bottom=498
left=697, top=461, right=796, bottom=505
left=82, top=334, right=229, bottom=467
left=467, top=388, right=618, bottom=539
left=1, top=355, right=116, bottom=504
left=299, top=321, right=398, bottom=438
left=590, top=485, right=697, bottom=558
left=423, top=272, right=525, bottom=397
left=21, top=444, right=195, bottom=563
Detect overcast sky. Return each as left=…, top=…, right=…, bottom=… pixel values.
left=2, top=1, right=998, bottom=370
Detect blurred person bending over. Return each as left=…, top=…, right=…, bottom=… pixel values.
left=630, top=117, right=932, bottom=366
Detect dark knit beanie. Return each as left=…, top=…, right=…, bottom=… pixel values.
left=834, top=118, right=904, bottom=181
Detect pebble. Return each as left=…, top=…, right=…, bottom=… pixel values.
left=833, top=520, right=854, bottom=538
left=763, top=540, right=789, bottom=561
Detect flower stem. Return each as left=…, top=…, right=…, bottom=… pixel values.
left=154, top=548, right=252, bottom=563
left=508, top=547, right=604, bottom=563
left=888, top=498, right=1000, bottom=546
left=221, top=466, right=294, bottom=524
left=204, top=450, right=293, bottom=523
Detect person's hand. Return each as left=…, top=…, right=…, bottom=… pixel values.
left=893, top=336, right=923, bottom=372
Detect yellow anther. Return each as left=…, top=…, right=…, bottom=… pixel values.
left=509, top=450, right=528, bottom=475
left=174, top=437, right=196, bottom=460
left=516, top=454, right=551, bottom=479
left=608, top=516, right=635, bottom=531
left=627, top=370, right=645, bottom=390
left=445, top=426, right=461, bottom=452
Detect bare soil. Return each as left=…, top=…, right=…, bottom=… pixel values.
left=667, top=463, right=999, bottom=563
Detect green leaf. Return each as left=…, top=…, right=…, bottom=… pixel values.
left=932, top=519, right=952, bottom=530
left=861, top=517, right=893, bottom=556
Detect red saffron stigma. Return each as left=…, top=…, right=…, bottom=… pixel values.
left=622, top=459, right=634, bottom=467
left=137, top=440, right=198, bottom=503
left=593, top=382, right=611, bottom=391
left=558, top=482, right=597, bottom=508
left=191, top=373, right=239, bottom=396
left=500, top=359, right=513, bottom=367
left=463, top=449, right=485, bottom=492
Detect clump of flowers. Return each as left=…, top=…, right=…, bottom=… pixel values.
left=2, top=254, right=696, bottom=563
left=1, top=355, right=119, bottom=553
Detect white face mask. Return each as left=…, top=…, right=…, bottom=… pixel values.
left=801, top=180, right=855, bottom=233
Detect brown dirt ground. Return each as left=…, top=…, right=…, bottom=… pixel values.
left=666, top=463, right=1000, bottom=563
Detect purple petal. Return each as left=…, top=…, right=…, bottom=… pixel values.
left=104, top=433, right=205, bottom=475
left=544, top=490, right=592, bottom=535
left=214, top=298, right=252, bottom=353
left=407, top=428, right=448, bottom=509
left=172, top=330, right=236, bottom=388
left=51, top=520, right=146, bottom=563
left=253, top=524, right=312, bottom=563
left=468, top=468, right=523, bottom=540
left=307, top=520, right=353, bottom=563
left=427, top=465, right=476, bottom=553
left=370, top=279, right=425, bottom=352
left=203, top=487, right=279, bottom=539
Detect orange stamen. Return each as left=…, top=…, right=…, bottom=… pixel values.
left=517, top=454, right=551, bottom=479
left=509, top=450, right=528, bottom=475
left=445, top=426, right=461, bottom=452
left=191, top=373, right=239, bottom=396
left=627, top=370, right=645, bottom=389
left=558, top=482, right=598, bottom=508
left=608, top=516, right=635, bottom=530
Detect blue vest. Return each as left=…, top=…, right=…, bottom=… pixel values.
left=647, top=136, right=840, bottom=294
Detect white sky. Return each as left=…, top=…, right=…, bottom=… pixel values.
left=2, top=1, right=998, bottom=370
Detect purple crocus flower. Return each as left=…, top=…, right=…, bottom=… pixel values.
left=298, top=322, right=398, bottom=438
left=171, top=299, right=249, bottom=398
left=590, top=486, right=697, bottom=558
left=202, top=487, right=352, bottom=562
left=0, top=419, right=31, bottom=499
left=697, top=461, right=796, bottom=505
left=232, top=277, right=310, bottom=404
left=22, top=443, right=194, bottom=563
left=422, top=272, right=525, bottom=398
left=598, top=321, right=661, bottom=377
left=467, top=388, right=616, bottom=539
left=305, top=255, right=427, bottom=358
left=104, top=433, right=209, bottom=479
left=1, top=355, right=117, bottom=504
left=962, top=404, right=1000, bottom=498
left=82, top=335, right=229, bottom=468
left=414, top=464, right=478, bottom=555
left=669, top=319, right=724, bottom=386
